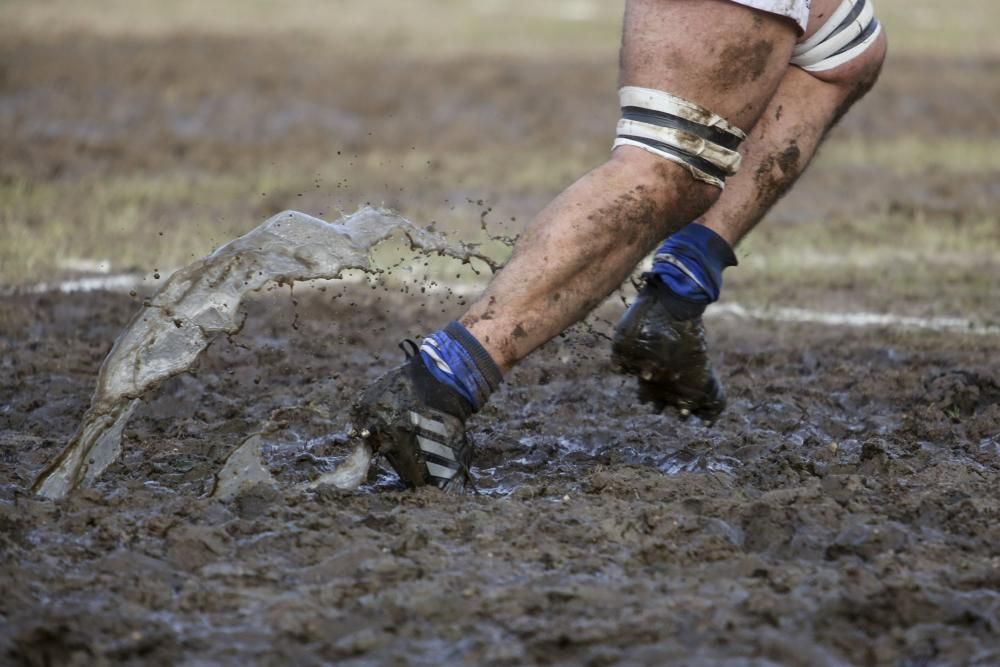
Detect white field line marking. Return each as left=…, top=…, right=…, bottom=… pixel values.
left=0, top=269, right=482, bottom=297
left=57, top=257, right=113, bottom=273
left=1, top=272, right=151, bottom=296
left=4, top=271, right=998, bottom=336
left=708, top=303, right=1000, bottom=336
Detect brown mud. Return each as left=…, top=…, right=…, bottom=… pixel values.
left=2, top=18, right=1000, bottom=667
left=2, top=288, right=999, bottom=666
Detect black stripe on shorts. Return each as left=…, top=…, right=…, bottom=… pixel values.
left=829, top=0, right=868, bottom=43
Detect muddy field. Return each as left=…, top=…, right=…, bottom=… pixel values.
left=2, top=289, right=999, bottom=666
left=2, top=1, right=999, bottom=665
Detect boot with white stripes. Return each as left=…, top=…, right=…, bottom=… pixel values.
left=351, top=340, right=478, bottom=491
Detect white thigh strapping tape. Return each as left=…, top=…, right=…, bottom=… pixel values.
left=613, top=86, right=747, bottom=189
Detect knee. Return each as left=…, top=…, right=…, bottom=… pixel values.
left=609, top=146, right=722, bottom=225
left=808, top=28, right=886, bottom=128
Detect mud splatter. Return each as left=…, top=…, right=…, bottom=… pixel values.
left=714, top=39, right=777, bottom=88
left=752, top=139, right=803, bottom=205
left=32, top=208, right=497, bottom=499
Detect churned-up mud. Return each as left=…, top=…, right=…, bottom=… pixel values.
left=1, top=287, right=998, bottom=666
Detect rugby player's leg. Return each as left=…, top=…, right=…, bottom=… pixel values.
left=459, top=0, right=798, bottom=372
left=612, top=0, right=887, bottom=421
left=350, top=0, right=799, bottom=489
left=700, top=2, right=888, bottom=245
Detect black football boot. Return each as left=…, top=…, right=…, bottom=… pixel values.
left=351, top=341, right=475, bottom=491
left=611, top=274, right=725, bottom=423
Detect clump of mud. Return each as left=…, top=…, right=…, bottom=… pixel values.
left=33, top=208, right=496, bottom=499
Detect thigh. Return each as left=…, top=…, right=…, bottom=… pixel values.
left=729, top=0, right=812, bottom=33
left=620, top=0, right=798, bottom=131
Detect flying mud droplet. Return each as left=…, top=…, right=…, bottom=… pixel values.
left=32, top=207, right=498, bottom=499
left=298, top=439, right=374, bottom=492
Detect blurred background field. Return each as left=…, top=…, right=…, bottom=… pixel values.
left=1, top=0, right=998, bottom=321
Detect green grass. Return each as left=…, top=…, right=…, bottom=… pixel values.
left=740, top=213, right=999, bottom=273
left=2, top=172, right=262, bottom=279
left=876, top=0, right=1000, bottom=57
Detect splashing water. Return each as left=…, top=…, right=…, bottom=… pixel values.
left=32, top=208, right=496, bottom=500
left=211, top=434, right=275, bottom=500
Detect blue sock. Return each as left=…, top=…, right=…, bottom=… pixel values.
left=419, top=321, right=503, bottom=411
left=649, top=223, right=737, bottom=307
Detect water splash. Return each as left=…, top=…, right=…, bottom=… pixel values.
left=211, top=434, right=276, bottom=500
left=33, top=207, right=496, bottom=500
left=300, top=438, right=375, bottom=491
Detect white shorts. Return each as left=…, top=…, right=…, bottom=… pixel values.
left=729, top=0, right=811, bottom=32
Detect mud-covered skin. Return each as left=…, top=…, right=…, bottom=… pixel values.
left=351, top=351, right=474, bottom=491
left=612, top=277, right=726, bottom=422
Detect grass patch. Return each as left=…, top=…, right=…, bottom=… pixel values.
left=3, top=0, right=997, bottom=57
left=0, top=0, right=622, bottom=57
left=876, top=0, right=1000, bottom=57
left=1, top=170, right=290, bottom=280
left=0, top=162, right=523, bottom=285
left=731, top=212, right=1000, bottom=319
left=4, top=132, right=997, bottom=289
left=817, top=138, right=1000, bottom=174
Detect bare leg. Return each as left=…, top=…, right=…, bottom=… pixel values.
left=350, top=1, right=888, bottom=490
left=608, top=0, right=887, bottom=421
left=459, top=0, right=798, bottom=372
left=700, top=4, right=888, bottom=246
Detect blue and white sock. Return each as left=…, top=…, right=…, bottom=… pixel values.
left=419, top=321, right=503, bottom=411
left=649, top=223, right=737, bottom=311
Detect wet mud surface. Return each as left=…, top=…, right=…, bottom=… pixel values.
left=1, top=290, right=998, bottom=666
